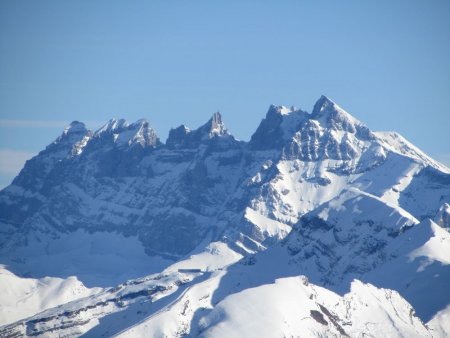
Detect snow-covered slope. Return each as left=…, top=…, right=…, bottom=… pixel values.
left=0, top=267, right=100, bottom=326
left=429, top=305, right=450, bottom=338
left=197, top=277, right=430, bottom=338
left=1, top=95, right=449, bottom=337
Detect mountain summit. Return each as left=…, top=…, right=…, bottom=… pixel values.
left=166, top=112, right=232, bottom=149
left=0, top=96, right=449, bottom=337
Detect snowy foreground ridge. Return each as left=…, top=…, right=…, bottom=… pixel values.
left=1, top=95, right=449, bottom=337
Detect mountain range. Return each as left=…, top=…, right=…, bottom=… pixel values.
left=0, top=95, right=449, bottom=337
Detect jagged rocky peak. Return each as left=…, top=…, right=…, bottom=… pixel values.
left=10, top=120, right=93, bottom=188
left=63, top=121, right=88, bottom=134
left=250, top=104, right=308, bottom=150
left=199, top=111, right=228, bottom=139
left=126, top=118, right=160, bottom=148
left=283, top=96, right=374, bottom=162
left=95, top=118, right=128, bottom=135
left=94, top=118, right=160, bottom=148
left=268, top=104, right=297, bottom=116
left=311, top=95, right=335, bottom=116
left=249, top=96, right=376, bottom=162
left=166, top=112, right=232, bottom=149
left=166, top=124, right=190, bottom=148
left=57, top=121, right=92, bottom=157
left=310, top=95, right=368, bottom=135
left=52, top=121, right=91, bottom=148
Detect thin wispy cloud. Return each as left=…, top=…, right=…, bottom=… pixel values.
left=0, top=120, right=104, bottom=129
left=0, top=120, right=69, bottom=128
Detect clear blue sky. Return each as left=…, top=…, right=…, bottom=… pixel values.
left=1, top=0, right=449, bottom=188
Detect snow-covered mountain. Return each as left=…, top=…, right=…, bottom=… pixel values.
left=1, top=96, right=449, bottom=337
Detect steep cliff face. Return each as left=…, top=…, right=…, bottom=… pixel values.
left=1, top=96, right=448, bottom=259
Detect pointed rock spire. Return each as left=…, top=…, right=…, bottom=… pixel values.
left=311, top=95, right=357, bottom=124
left=310, top=95, right=370, bottom=137
left=200, top=111, right=228, bottom=139
left=166, top=112, right=233, bottom=149
left=311, top=95, right=336, bottom=117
